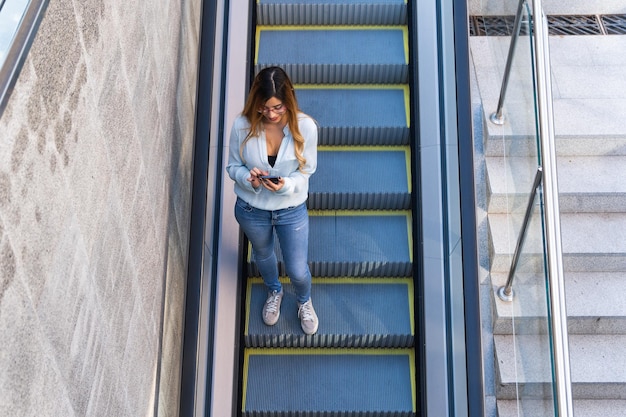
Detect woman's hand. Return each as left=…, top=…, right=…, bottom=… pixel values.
left=259, top=176, right=284, bottom=191
left=247, top=167, right=284, bottom=191
left=247, top=168, right=266, bottom=189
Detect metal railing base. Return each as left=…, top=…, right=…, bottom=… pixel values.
left=497, top=286, right=514, bottom=302
left=490, top=112, right=506, bottom=125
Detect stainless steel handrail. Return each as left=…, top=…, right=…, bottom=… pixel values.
left=489, top=0, right=527, bottom=125
left=491, top=0, right=573, bottom=414
left=531, top=3, right=574, bottom=416
left=497, top=167, right=543, bottom=302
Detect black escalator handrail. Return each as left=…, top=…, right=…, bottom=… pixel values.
left=179, top=0, right=220, bottom=415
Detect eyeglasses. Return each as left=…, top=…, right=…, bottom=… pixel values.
left=258, top=103, right=287, bottom=115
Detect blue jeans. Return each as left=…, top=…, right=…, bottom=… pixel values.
left=235, top=198, right=312, bottom=303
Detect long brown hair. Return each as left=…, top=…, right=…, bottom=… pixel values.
left=240, top=67, right=307, bottom=171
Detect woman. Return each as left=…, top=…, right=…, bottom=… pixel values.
left=226, top=66, right=319, bottom=335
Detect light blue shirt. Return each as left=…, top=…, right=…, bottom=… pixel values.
left=226, top=113, right=318, bottom=211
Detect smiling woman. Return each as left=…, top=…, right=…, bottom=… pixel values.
left=0, top=0, right=49, bottom=116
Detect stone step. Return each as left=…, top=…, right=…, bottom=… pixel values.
left=471, top=36, right=626, bottom=157
left=488, top=212, right=626, bottom=273
left=494, top=334, right=626, bottom=400
left=491, top=271, right=626, bottom=335
left=496, top=399, right=626, bottom=417
left=469, top=0, right=626, bottom=16
left=485, top=155, right=626, bottom=213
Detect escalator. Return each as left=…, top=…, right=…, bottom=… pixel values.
left=191, top=0, right=481, bottom=415
left=240, top=0, right=416, bottom=415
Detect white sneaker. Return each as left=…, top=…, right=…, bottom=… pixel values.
left=297, top=299, right=319, bottom=335
left=262, top=289, right=283, bottom=326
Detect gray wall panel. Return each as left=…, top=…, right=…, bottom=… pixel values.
left=0, top=0, right=202, bottom=415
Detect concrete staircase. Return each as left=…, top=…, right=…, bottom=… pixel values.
left=471, top=24, right=626, bottom=417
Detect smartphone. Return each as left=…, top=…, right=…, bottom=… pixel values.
left=260, top=175, right=280, bottom=184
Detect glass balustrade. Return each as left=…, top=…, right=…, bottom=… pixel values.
left=502, top=184, right=556, bottom=416
left=0, top=0, right=48, bottom=115
left=0, top=0, right=31, bottom=68
left=473, top=0, right=571, bottom=415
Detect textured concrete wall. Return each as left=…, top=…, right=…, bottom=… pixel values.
left=0, top=0, right=201, bottom=416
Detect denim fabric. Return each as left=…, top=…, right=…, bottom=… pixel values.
left=235, top=197, right=311, bottom=303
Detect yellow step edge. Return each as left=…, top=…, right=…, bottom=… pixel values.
left=306, top=210, right=413, bottom=262
left=308, top=209, right=410, bottom=217
left=296, top=84, right=411, bottom=128
left=317, top=145, right=408, bottom=152
left=248, top=276, right=413, bottom=285
left=257, top=24, right=407, bottom=31
left=245, top=347, right=415, bottom=356
left=255, top=26, right=409, bottom=64
left=295, top=83, right=408, bottom=91
left=256, top=0, right=408, bottom=4
left=241, top=347, right=416, bottom=412
left=245, top=276, right=415, bottom=333
left=316, top=146, right=412, bottom=192
left=246, top=211, right=413, bottom=264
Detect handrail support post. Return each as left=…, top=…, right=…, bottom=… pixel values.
left=497, top=166, right=543, bottom=302
left=490, top=0, right=528, bottom=125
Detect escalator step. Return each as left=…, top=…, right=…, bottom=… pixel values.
left=247, top=211, right=413, bottom=277
left=245, top=278, right=414, bottom=348
left=308, top=211, right=412, bottom=277
left=256, top=26, right=408, bottom=84
left=257, top=0, right=407, bottom=26
left=242, top=348, right=416, bottom=416
left=296, top=86, right=410, bottom=146
left=309, top=146, right=411, bottom=210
